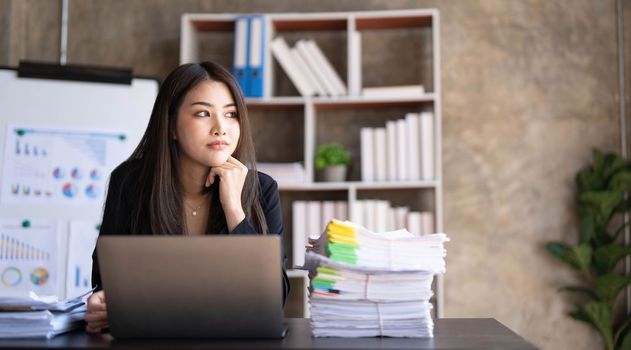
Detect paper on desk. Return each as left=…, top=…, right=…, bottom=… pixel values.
left=0, top=304, right=87, bottom=339
left=0, top=287, right=93, bottom=311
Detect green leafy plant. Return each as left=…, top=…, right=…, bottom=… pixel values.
left=546, top=149, right=631, bottom=350
left=315, top=143, right=351, bottom=171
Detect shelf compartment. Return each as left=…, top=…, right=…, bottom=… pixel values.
left=269, top=19, right=348, bottom=97
left=312, top=105, right=435, bottom=182
left=248, top=104, right=305, bottom=163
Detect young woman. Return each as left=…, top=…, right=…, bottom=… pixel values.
left=84, top=62, right=289, bottom=333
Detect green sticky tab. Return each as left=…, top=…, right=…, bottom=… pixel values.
left=118, top=134, right=127, bottom=141
left=22, top=219, right=31, bottom=228
left=96, top=224, right=101, bottom=231
left=15, top=129, right=26, bottom=136
left=312, top=279, right=335, bottom=289
left=312, top=276, right=335, bottom=285
left=317, top=266, right=338, bottom=275
left=329, top=253, right=357, bottom=265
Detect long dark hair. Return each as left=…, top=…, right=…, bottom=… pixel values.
left=128, top=62, right=267, bottom=235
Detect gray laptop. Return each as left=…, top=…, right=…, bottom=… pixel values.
left=97, top=235, right=287, bottom=339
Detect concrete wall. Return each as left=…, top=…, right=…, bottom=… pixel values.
left=0, top=1, right=625, bottom=349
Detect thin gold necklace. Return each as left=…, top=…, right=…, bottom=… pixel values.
left=184, top=199, right=205, bottom=217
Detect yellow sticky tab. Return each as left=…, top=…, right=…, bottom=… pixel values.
left=327, top=220, right=356, bottom=237
left=328, top=232, right=358, bottom=245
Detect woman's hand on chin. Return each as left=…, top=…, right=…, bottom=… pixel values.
left=206, top=156, right=247, bottom=230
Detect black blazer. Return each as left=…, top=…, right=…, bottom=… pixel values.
left=91, top=160, right=290, bottom=303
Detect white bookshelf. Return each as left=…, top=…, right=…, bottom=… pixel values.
left=181, top=8, right=444, bottom=317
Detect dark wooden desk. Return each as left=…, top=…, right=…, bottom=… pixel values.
left=0, top=318, right=537, bottom=349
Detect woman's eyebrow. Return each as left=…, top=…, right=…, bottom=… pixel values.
left=191, top=101, right=236, bottom=108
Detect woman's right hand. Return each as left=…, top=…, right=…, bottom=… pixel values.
left=85, top=290, right=108, bottom=333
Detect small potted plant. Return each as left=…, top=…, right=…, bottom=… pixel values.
left=315, top=143, right=351, bottom=182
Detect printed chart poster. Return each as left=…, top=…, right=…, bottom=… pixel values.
left=66, top=220, right=99, bottom=299
left=0, top=124, right=130, bottom=205
left=0, top=218, right=58, bottom=298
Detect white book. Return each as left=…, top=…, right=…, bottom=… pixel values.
left=395, top=206, right=410, bottom=230
left=270, top=36, right=315, bottom=97
left=363, top=200, right=377, bottom=231
left=348, top=31, right=362, bottom=96
left=307, top=201, right=322, bottom=239
left=405, top=113, right=420, bottom=180
left=290, top=46, right=326, bottom=96
left=360, top=127, right=374, bottom=182
left=396, top=119, right=408, bottom=181
left=387, top=207, right=397, bottom=231
left=306, top=40, right=347, bottom=96
left=321, top=201, right=336, bottom=227
left=406, top=211, right=422, bottom=236
left=374, top=127, right=387, bottom=182
left=419, top=112, right=435, bottom=180
left=386, top=121, right=397, bottom=181
left=421, top=211, right=434, bottom=235
left=335, top=201, right=348, bottom=221
left=375, top=200, right=390, bottom=233
left=292, top=201, right=307, bottom=267
left=296, top=40, right=336, bottom=96
left=362, top=85, right=425, bottom=98
left=351, top=201, right=364, bottom=228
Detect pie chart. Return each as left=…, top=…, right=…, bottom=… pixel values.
left=1, top=267, right=21, bottom=287
left=30, top=268, right=49, bottom=286
left=62, top=183, right=77, bottom=198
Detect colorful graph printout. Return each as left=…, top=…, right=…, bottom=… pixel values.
left=66, top=220, right=99, bottom=298
left=0, top=124, right=131, bottom=205
left=0, top=218, right=58, bottom=297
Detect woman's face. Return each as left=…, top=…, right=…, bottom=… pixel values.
left=175, top=80, right=241, bottom=168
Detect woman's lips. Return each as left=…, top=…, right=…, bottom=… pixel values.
left=207, top=141, right=228, bottom=150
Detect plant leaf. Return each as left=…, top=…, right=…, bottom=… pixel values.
left=593, top=244, right=631, bottom=275
left=578, top=213, right=597, bottom=244
left=579, top=191, right=622, bottom=245
left=608, top=171, right=631, bottom=192
left=546, top=242, right=592, bottom=274
left=580, top=191, right=624, bottom=225
left=573, top=302, right=613, bottom=350
left=614, top=314, right=631, bottom=348
left=616, top=197, right=631, bottom=214
left=577, top=167, right=603, bottom=193
left=602, top=152, right=630, bottom=183
left=558, top=286, right=597, bottom=300
left=619, top=331, right=631, bottom=350
left=594, top=274, right=631, bottom=306
left=612, top=222, right=630, bottom=242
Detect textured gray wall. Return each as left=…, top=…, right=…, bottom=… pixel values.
left=0, top=1, right=625, bottom=349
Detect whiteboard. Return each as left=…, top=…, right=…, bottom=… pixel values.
left=0, top=68, right=158, bottom=299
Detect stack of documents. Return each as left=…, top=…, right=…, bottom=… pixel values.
left=306, top=219, right=448, bottom=338
left=0, top=291, right=89, bottom=338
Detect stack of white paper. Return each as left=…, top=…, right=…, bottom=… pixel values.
left=0, top=291, right=89, bottom=338
left=306, top=219, right=448, bottom=338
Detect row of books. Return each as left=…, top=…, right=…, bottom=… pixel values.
left=292, top=201, right=348, bottom=267
left=232, top=15, right=266, bottom=97
left=271, top=36, right=348, bottom=97
left=232, top=20, right=429, bottom=99
left=350, top=200, right=434, bottom=236
left=305, top=220, right=449, bottom=337
left=291, top=200, right=433, bottom=267
left=361, top=112, right=434, bottom=182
